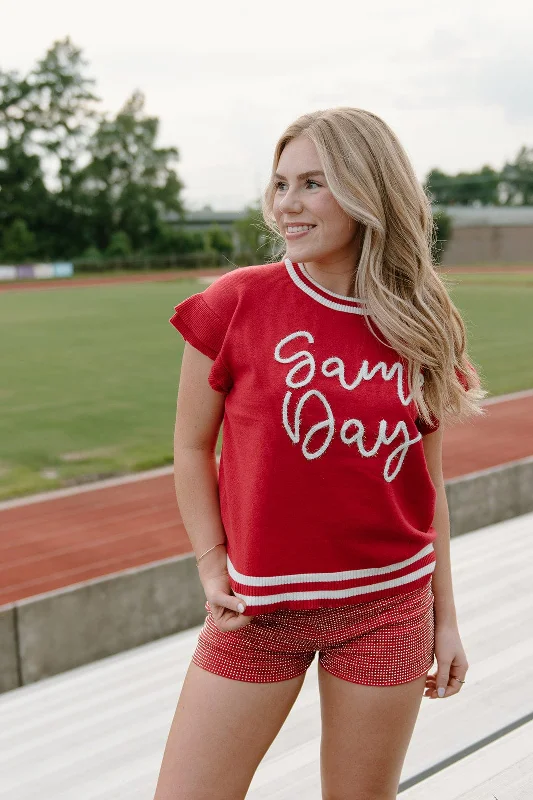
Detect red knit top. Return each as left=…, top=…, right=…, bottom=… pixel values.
left=170, top=258, right=450, bottom=614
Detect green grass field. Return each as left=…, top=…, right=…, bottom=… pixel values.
left=1, top=270, right=532, bottom=500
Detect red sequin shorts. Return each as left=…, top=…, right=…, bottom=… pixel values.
left=192, top=578, right=435, bottom=686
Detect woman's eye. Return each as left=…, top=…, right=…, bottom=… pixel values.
left=274, top=179, right=320, bottom=190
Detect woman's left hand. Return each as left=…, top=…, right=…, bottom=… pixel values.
left=424, top=621, right=469, bottom=699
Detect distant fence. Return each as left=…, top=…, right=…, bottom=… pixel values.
left=0, top=263, right=73, bottom=281
left=0, top=251, right=240, bottom=281
left=73, top=250, right=233, bottom=272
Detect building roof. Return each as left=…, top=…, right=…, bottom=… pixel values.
left=166, top=209, right=247, bottom=224
left=435, top=205, right=533, bottom=228
left=165, top=205, right=533, bottom=228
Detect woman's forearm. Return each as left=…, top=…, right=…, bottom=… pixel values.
left=431, top=481, right=458, bottom=626
left=173, top=446, right=228, bottom=579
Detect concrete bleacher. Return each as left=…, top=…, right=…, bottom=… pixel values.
left=1, top=510, right=532, bottom=799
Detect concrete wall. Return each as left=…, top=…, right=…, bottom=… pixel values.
left=2, top=455, right=533, bottom=694
left=446, top=457, right=533, bottom=536
left=442, top=226, right=533, bottom=265
left=16, top=553, right=206, bottom=686
left=0, top=605, right=19, bottom=693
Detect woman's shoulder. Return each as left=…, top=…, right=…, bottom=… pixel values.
left=200, top=260, right=285, bottom=308
left=211, top=260, right=284, bottom=289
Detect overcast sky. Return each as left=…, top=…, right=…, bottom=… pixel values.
left=2, top=0, right=532, bottom=211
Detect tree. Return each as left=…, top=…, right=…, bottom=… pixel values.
left=500, top=146, right=533, bottom=205
left=424, top=146, right=533, bottom=207
left=232, top=202, right=275, bottom=264
left=206, top=224, right=233, bottom=257
left=0, top=138, right=48, bottom=227
left=0, top=37, right=100, bottom=258
left=80, top=245, right=102, bottom=260
left=80, top=90, right=185, bottom=252
left=0, top=219, right=35, bottom=262
left=0, top=40, right=188, bottom=261
left=149, top=224, right=206, bottom=255
left=105, top=231, right=132, bottom=257
left=424, top=166, right=500, bottom=206
left=24, top=38, right=99, bottom=191
left=28, top=38, right=101, bottom=257
left=0, top=68, right=34, bottom=143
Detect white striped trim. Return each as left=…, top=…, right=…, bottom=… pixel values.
left=227, top=543, right=434, bottom=586
left=298, top=261, right=365, bottom=302
left=284, top=258, right=369, bottom=314
left=232, top=562, right=436, bottom=606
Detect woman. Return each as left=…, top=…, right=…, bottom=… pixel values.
left=153, top=107, right=485, bottom=800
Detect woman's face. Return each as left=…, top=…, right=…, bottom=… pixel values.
left=272, top=135, right=359, bottom=266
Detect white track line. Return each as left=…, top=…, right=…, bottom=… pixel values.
left=0, top=466, right=174, bottom=511
left=480, top=387, right=533, bottom=405
left=1, top=388, right=531, bottom=513
left=0, top=457, right=221, bottom=512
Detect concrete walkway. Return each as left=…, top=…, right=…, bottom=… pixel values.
left=2, top=511, right=532, bottom=799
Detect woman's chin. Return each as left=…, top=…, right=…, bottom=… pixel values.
left=286, top=244, right=314, bottom=260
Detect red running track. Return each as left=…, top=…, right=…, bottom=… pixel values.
left=1, top=393, right=532, bottom=606
left=0, top=266, right=232, bottom=292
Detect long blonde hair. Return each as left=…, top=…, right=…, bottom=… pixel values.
left=262, top=107, right=486, bottom=429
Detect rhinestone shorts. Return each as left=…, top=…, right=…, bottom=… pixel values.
left=192, top=578, right=435, bottom=686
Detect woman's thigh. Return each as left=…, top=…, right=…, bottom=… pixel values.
left=153, top=659, right=307, bottom=800
left=318, top=662, right=426, bottom=800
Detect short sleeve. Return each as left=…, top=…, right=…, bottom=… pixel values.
left=415, top=360, right=478, bottom=435
left=415, top=368, right=440, bottom=436
left=415, top=411, right=440, bottom=436
left=170, top=294, right=224, bottom=361
left=169, top=275, right=239, bottom=394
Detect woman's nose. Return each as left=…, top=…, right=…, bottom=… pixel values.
left=279, top=188, right=303, bottom=212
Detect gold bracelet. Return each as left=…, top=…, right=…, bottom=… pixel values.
left=195, top=542, right=226, bottom=567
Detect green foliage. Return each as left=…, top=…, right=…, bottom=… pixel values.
left=425, top=166, right=500, bottom=206
left=105, top=231, right=133, bottom=257
left=232, top=202, right=277, bottom=265
left=424, top=149, right=533, bottom=206
left=0, top=38, right=186, bottom=263
left=205, top=224, right=233, bottom=256
left=79, top=90, right=184, bottom=251
left=0, top=139, right=50, bottom=249
left=0, top=38, right=101, bottom=260
left=500, top=146, right=533, bottom=205
left=149, top=223, right=206, bottom=255
left=0, top=219, right=35, bottom=262
left=81, top=245, right=102, bottom=260
left=431, top=209, right=452, bottom=264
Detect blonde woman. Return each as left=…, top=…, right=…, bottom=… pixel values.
left=153, top=107, right=485, bottom=800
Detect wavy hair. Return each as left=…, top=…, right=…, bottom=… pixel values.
left=261, top=107, right=486, bottom=430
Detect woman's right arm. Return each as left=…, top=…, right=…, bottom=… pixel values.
left=173, top=341, right=252, bottom=630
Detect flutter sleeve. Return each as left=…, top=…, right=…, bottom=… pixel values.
left=415, top=360, right=478, bottom=436
left=415, top=411, right=440, bottom=436
left=169, top=273, right=239, bottom=395
left=414, top=368, right=440, bottom=436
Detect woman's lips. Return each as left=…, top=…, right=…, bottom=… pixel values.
left=285, top=226, right=316, bottom=240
